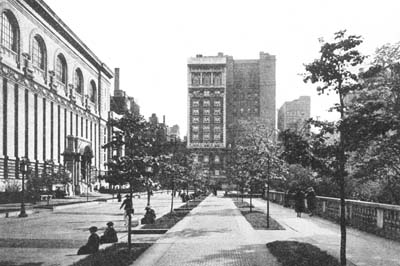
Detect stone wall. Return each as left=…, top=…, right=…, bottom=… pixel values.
left=266, top=190, right=400, bottom=241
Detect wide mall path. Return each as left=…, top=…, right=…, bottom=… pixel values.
left=133, top=195, right=279, bottom=266
left=247, top=198, right=400, bottom=266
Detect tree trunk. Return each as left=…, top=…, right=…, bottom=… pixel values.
left=128, top=186, right=133, bottom=250
left=267, top=180, right=270, bottom=228
left=250, top=186, right=253, bottom=213
left=338, top=90, right=347, bottom=266
left=147, top=186, right=151, bottom=206
left=170, top=181, right=174, bottom=214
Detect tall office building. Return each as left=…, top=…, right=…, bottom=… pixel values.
left=278, top=96, right=311, bottom=132
left=187, top=52, right=276, bottom=186
left=0, top=0, right=113, bottom=195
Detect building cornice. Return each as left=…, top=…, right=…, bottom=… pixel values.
left=22, top=0, right=113, bottom=79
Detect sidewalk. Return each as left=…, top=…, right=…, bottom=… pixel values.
left=0, top=192, right=182, bottom=266
left=248, top=198, right=400, bottom=266
left=133, top=195, right=279, bottom=266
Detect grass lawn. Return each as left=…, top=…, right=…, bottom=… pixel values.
left=234, top=200, right=284, bottom=230
left=141, top=197, right=205, bottom=229
left=142, top=211, right=188, bottom=229
left=266, top=241, right=341, bottom=266
left=71, top=243, right=151, bottom=266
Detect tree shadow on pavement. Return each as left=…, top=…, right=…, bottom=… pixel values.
left=0, top=238, right=83, bottom=249
left=165, top=228, right=231, bottom=238
left=191, top=209, right=241, bottom=217
left=0, top=261, right=43, bottom=266
left=188, top=244, right=280, bottom=266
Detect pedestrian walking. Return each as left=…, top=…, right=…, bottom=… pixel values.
left=120, top=195, right=134, bottom=227
left=306, top=187, right=316, bottom=216
left=294, top=189, right=305, bottom=218
left=77, top=226, right=100, bottom=255
left=100, top=222, right=118, bottom=244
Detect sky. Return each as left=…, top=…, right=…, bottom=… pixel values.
left=46, top=0, right=400, bottom=136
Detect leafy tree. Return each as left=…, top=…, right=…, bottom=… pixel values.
left=227, top=119, right=286, bottom=224
left=303, top=30, right=365, bottom=265
left=341, top=42, right=400, bottom=204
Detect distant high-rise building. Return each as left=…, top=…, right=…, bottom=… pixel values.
left=167, top=124, right=180, bottom=141
left=278, top=96, right=311, bottom=132
left=149, top=113, right=159, bottom=125
left=187, top=52, right=276, bottom=187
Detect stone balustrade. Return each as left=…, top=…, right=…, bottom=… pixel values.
left=265, top=190, right=400, bottom=241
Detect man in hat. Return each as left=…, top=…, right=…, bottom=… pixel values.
left=120, top=194, right=134, bottom=227
left=100, top=222, right=118, bottom=244
left=77, top=226, right=100, bottom=255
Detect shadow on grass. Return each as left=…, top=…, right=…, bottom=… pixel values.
left=71, top=243, right=151, bottom=266
left=233, top=201, right=285, bottom=230
left=266, top=241, right=341, bottom=266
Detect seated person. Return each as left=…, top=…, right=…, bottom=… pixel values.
left=77, top=226, right=100, bottom=255
left=100, top=222, right=118, bottom=244
left=141, top=206, right=156, bottom=224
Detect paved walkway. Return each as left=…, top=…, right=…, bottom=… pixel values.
left=247, top=198, right=400, bottom=266
left=0, top=192, right=182, bottom=266
left=133, top=195, right=279, bottom=266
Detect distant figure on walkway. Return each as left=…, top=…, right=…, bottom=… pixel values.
left=100, top=222, right=118, bottom=244
left=294, top=190, right=305, bottom=218
left=77, top=226, right=100, bottom=255
left=120, top=195, right=134, bottom=227
left=306, top=187, right=316, bottom=216
left=141, top=206, right=156, bottom=224
left=117, top=192, right=122, bottom=202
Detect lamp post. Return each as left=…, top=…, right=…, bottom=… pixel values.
left=19, top=157, right=30, bottom=218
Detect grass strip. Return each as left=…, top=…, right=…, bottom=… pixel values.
left=266, top=241, right=341, bottom=266
left=234, top=200, right=284, bottom=230
left=141, top=197, right=205, bottom=229
left=71, top=243, right=151, bottom=266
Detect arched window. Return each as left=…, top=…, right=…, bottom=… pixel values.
left=32, top=35, right=46, bottom=71
left=74, top=68, right=83, bottom=94
left=1, top=11, right=18, bottom=53
left=90, top=80, right=97, bottom=103
left=55, top=54, right=67, bottom=84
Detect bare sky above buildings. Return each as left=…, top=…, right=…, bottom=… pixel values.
left=46, top=0, right=400, bottom=136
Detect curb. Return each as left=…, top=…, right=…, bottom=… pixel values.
left=52, top=201, right=102, bottom=211
left=0, top=209, right=39, bottom=218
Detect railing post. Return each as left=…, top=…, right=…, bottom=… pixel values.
left=376, top=208, right=384, bottom=229
left=4, top=155, right=8, bottom=179
left=322, top=201, right=326, bottom=213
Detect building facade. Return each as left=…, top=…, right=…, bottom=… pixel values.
left=277, top=96, right=310, bottom=132
left=0, top=0, right=113, bottom=195
left=187, top=52, right=276, bottom=187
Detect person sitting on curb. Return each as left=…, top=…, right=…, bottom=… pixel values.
left=100, top=222, right=118, bottom=244
left=141, top=206, right=156, bottom=224
left=77, top=226, right=100, bottom=255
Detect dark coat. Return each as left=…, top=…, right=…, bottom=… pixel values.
left=294, top=190, right=305, bottom=213
left=77, top=233, right=100, bottom=255
left=100, top=228, right=118, bottom=244
left=306, top=190, right=316, bottom=211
